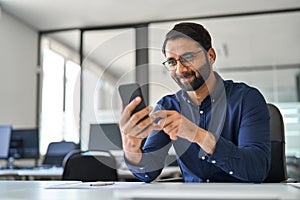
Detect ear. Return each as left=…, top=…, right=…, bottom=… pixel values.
left=207, top=48, right=216, bottom=65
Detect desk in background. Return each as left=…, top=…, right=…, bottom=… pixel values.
left=0, top=166, right=181, bottom=181
left=0, top=181, right=299, bottom=200
left=0, top=167, right=63, bottom=180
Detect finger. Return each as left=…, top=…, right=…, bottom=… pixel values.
left=164, top=126, right=178, bottom=140
left=162, top=119, right=177, bottom=132
left=120, top=97, right=143, bottom=126
left=130, top=114, right=153, bottom=135
left=152, top=123, right=162, bottom=130
left=120, top=121, right=137, bottom=136
left=157, top=112, right=179, bottom=129
left=169, top=132, right=178, bottom=140
left=123, top=97, right=142, bottom=118
left=157, top=118, right=167, bottom=128
left=122, top=106, right=153, bottom=137
left=149, top=110, right=170, bottom=120
left=135, top=123, right=158, bottom=139
left=120, top=102, right=124, bottom=113
left=130, top=106, right=153, bottom=125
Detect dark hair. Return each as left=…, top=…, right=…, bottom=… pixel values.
left=162, top=22, right=212, bottom=56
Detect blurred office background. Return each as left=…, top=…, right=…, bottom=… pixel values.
left=0, top=0, right=300, bottom=180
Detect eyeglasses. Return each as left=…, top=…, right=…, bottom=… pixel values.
left=162, top=50, right=203, bottom=71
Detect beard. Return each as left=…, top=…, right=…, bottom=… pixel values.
left=173, top=62, right=211, bottom=91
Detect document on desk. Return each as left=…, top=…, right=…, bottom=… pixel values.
left=288, top=182, right=300, bottom=189
left=46, top=181, right=114, bottom=189
left=46, top=181, right=144, bottom=189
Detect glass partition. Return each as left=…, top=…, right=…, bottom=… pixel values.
left=81, top=28, right=136, bottom=150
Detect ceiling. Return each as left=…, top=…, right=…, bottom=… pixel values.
left=1, top=0, right=300, bottom=80
left=1, top=0, right=300, bottom=31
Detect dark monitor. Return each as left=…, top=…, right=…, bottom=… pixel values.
left=9, top=128, right=39, bottom=159
left=0, top=125, right=12, bottom=159
left=89, top=123, right=122, bottom=151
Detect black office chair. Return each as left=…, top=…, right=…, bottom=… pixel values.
left=62, top=150, right=118, bottom=182
left=42, top=141, right=78, bottom=167
left=263, top=103, right=287, bottom=183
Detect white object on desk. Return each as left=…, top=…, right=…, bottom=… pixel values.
left=90, top=181, right=114, bottom=186
left=46, top=181, right=115, bottom=189
left=46, top=181, right=143, bottom=189
left=288, top=182, right=300, bottom=189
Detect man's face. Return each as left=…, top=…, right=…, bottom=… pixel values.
left=164, top=38, right=211, bottom=91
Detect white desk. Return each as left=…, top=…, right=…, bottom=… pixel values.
left=115, top=182, right=300, bottom=200
left=0, top=181, right=299, bottom=200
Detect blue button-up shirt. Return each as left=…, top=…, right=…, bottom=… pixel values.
left=126, top=72, right=271, bottom=183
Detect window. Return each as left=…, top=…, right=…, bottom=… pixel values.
left=41, top=49, right=65, bottom=154
left=40, top=45, right=80, bottom=154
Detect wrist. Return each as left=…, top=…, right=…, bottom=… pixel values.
left=122, top=135, right=142, bottom=152
left=194, top=128, right=216, bottom=155
left=123, top=145, right=142, bottom=165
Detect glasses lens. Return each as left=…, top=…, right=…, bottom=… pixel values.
left=163, top=60, right=176, bottom=71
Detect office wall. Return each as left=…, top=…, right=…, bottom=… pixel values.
left=0, top=10, right=38, bottom=128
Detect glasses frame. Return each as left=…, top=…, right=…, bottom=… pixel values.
left=162, top=50, right=203, bottom=71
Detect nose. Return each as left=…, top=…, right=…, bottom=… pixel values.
left=176, top=60, right=188, bottom=74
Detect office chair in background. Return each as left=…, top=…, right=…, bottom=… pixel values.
left=263, top=103, right=287, bottom=183
left=42, top=141, right=78, bottom=168
left=286, top=155, right=300, bottom=182
left=62, top=150, right=118, bottom=182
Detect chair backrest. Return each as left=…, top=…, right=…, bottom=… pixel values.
left=264, top=103, right=287, bottom=182
left=42, top=141, right=78, bottom=167
left=62, top=150, right=118, bottom=182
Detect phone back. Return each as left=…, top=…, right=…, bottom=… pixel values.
left=118, top=83, right=146, bottom=115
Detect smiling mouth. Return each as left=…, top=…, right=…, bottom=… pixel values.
left=179, top=73, right=195, bottom=82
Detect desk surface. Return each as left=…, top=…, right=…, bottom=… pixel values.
left=0, top=181, right=299, bottom=200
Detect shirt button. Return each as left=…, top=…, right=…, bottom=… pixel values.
left=145, top=174, right=149, bottom=178
left=199, top=110, right=204, bottom=114
left=187, top=100, right=190, bottom=103
left=212, top=99, right=215, bottom=103
left=201, top=156, right=206, bottom=160
left=206, top=179, right=210, bottom=183
left=211, top=160, right=216, bottom=164
left=229, top=171, right=233, bottom=175
left=139, top=167, right=144, bottom=170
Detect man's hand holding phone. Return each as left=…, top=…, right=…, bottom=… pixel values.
left=118, top=84, right=161, bottom=164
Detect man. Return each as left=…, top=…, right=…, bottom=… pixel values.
left=119, top=22, right=271, bottom=183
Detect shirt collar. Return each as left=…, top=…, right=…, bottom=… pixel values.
left=180, top=71, right=225, bottom=107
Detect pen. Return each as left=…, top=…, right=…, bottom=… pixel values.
left=89, top=182, right=115, bottom=186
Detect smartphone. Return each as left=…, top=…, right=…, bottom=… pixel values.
left=118, top=83, right=147, bottom=116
